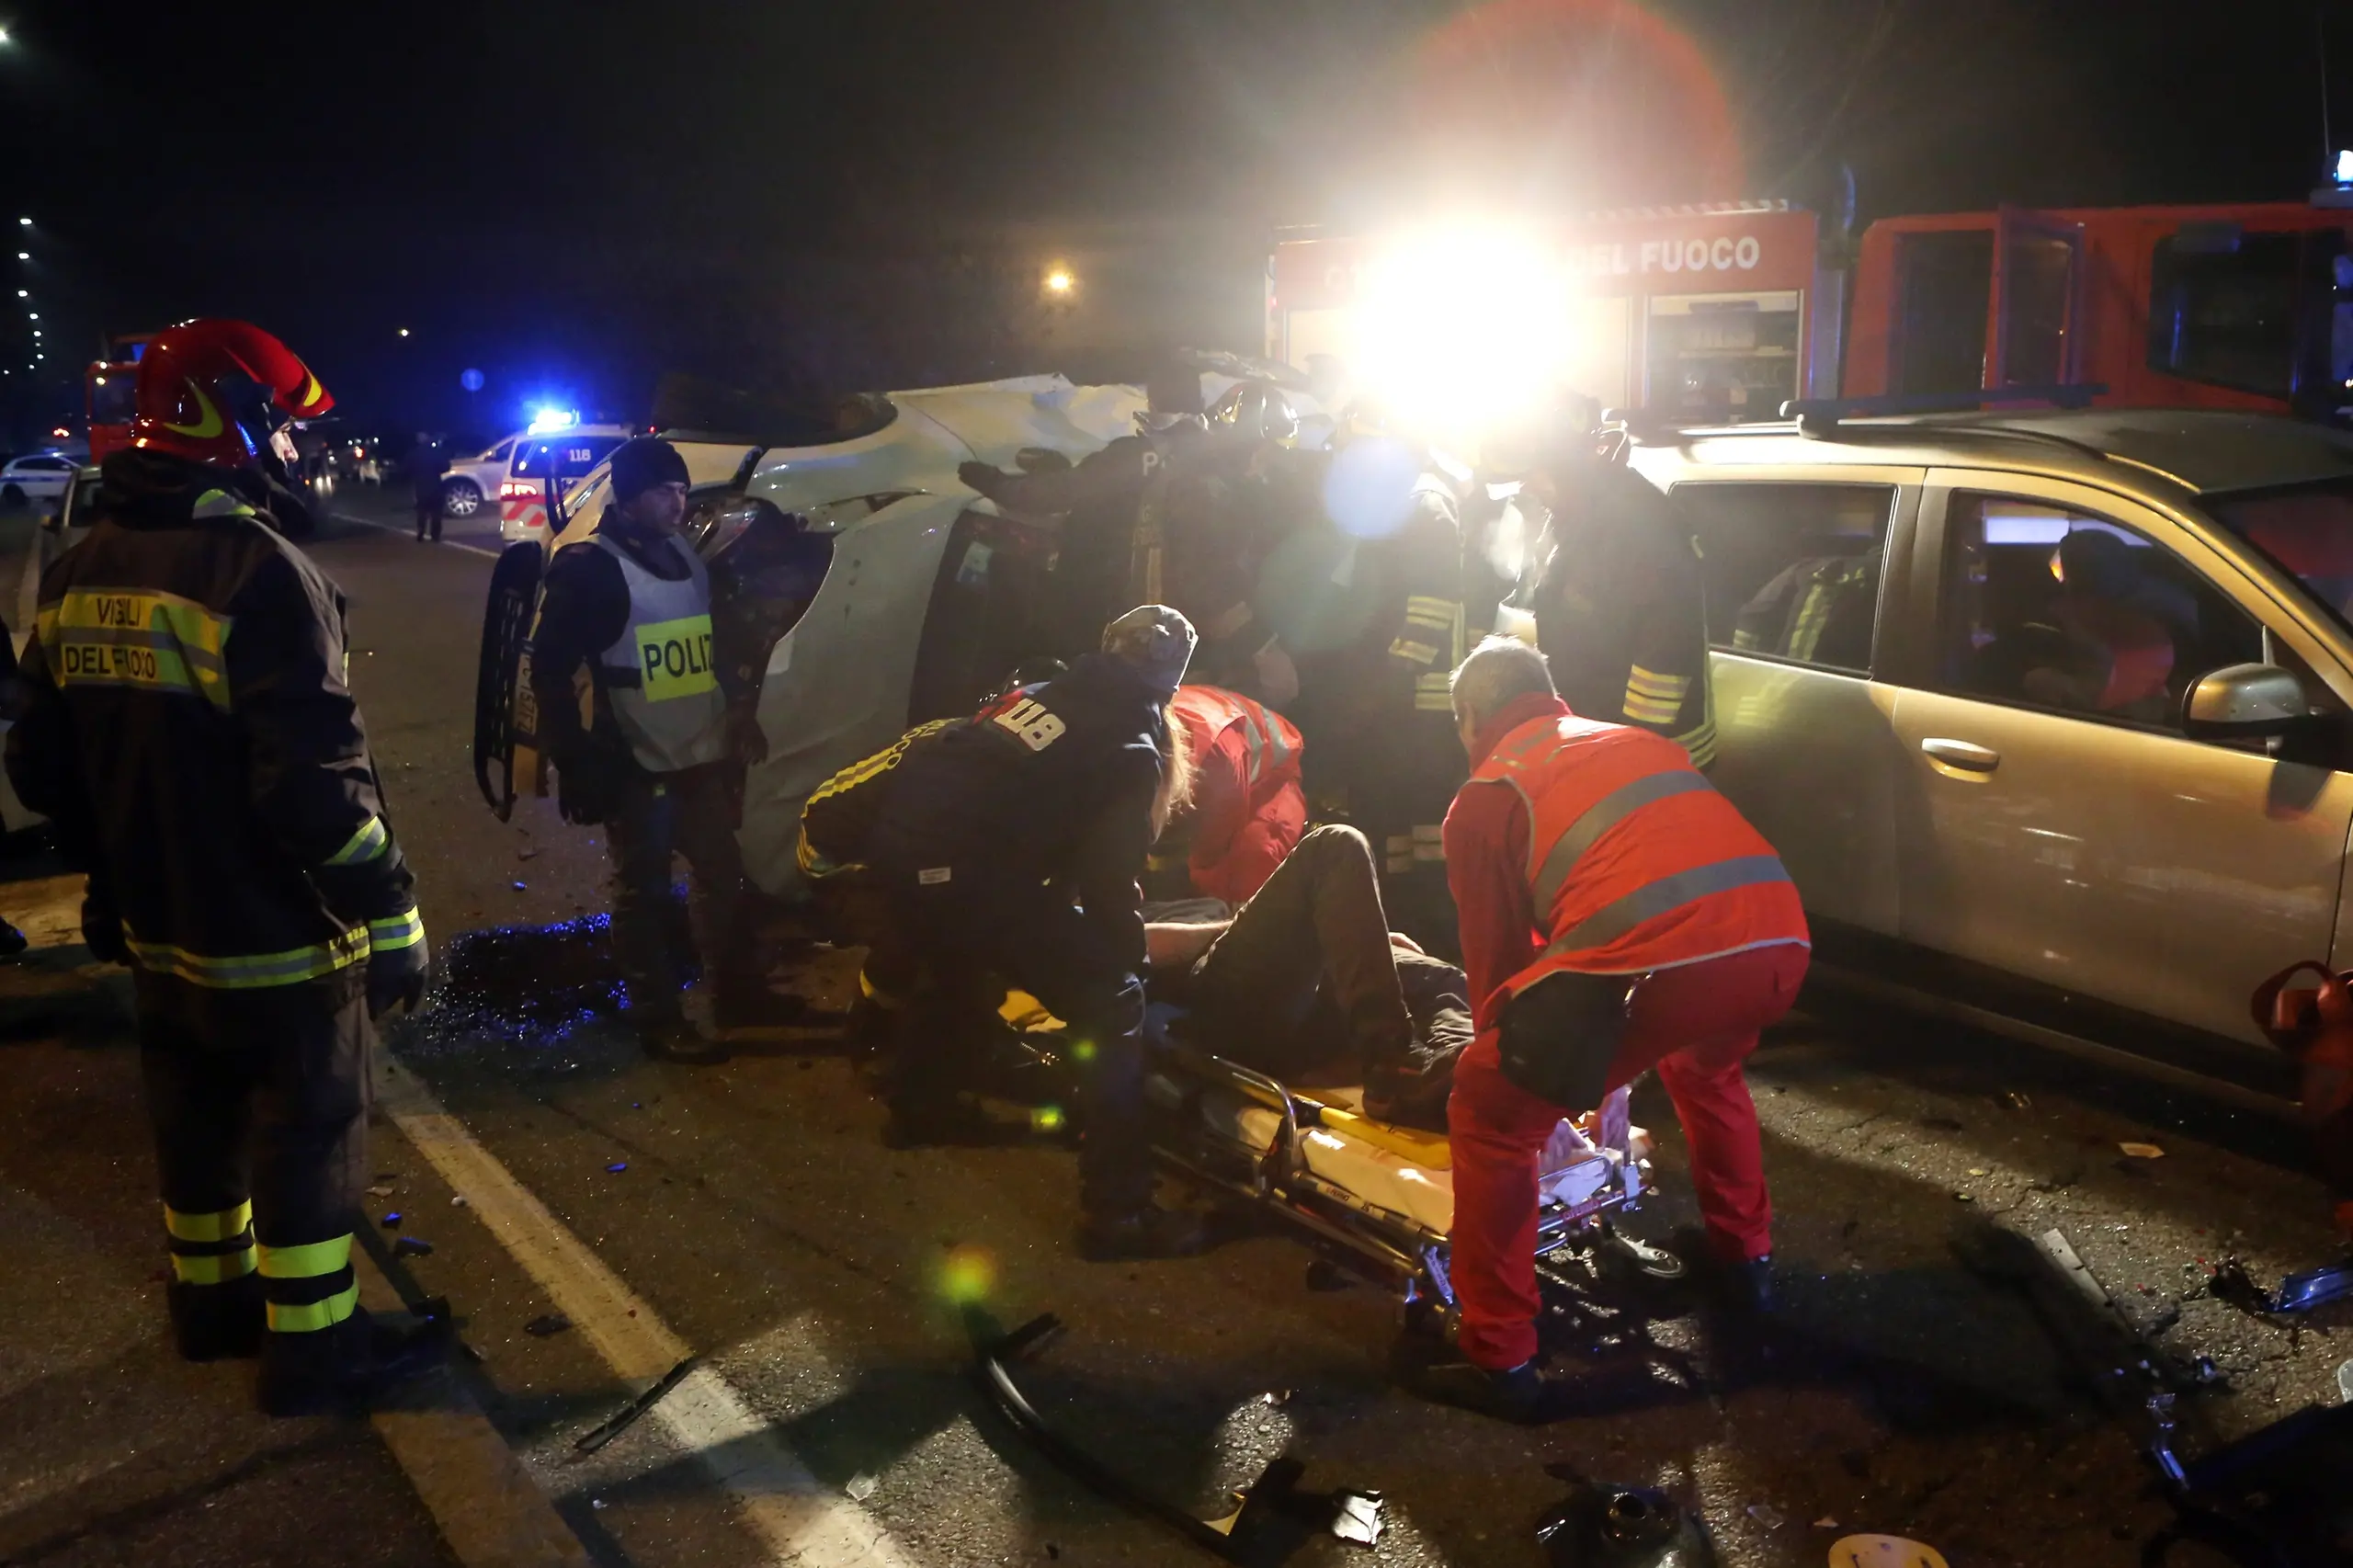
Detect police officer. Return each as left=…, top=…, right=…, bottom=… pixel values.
left=6, top=319, right=439, bottom=1415
left=1524, top=441, right=1716, bottom=768
left=529, top=437, right=770, bottom=1065
left=864, top=606, right=1208, bottom=1261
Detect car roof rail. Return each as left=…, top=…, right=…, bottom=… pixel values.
left=1779, top=384, right=2107, bottom=438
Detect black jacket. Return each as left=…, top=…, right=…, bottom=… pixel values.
left=1531, top=461, right=1716, bottom=768
left=866, top=653, right=1165, bottom=966
left=5, top=451, right=419, bottom=993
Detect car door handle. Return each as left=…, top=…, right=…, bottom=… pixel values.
left=1920, top=737, right=2000, bottom=772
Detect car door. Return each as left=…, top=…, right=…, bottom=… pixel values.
left=1666, top=468, right=1924, bottom=936
left=1889, top=471, right=2353, bottom=1045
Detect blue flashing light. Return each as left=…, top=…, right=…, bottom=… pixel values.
left=527, top=407, right=578, bottom=435
left=2337, top=149, right=2353, bottom=187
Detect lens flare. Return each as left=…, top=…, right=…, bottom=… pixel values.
left=938, top=1244, right=997, bottom=1305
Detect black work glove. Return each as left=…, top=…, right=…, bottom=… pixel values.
left=556, top=748, right=626, bottom=826
left=80, top=891, right=127, bottom=965
left=367, top=937, right=431, bottom=1020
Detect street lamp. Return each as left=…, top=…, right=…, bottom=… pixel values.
left=397, top=327, right=410, bottom=337
left=1042, top=266, right=1075, bottom=297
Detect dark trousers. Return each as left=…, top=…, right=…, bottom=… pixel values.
left=887, top=872, right=1151, bottom=1218
left=1180, top=824, right=1414, bottom=1077
left=608, top=764, right=749, bottom=1028
left=414, top=494, right=442, bottom=540
left=1353, top=708, right=1465, bottom=956
left=137, top=974, right=370, bottom=1335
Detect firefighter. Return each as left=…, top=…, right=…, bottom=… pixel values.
left=529, top=437, right=771, bottom=1066
left=3, top=319, right=439, bottom=1415
left=1146, top=682, right=1306, bottom=907
left=1321, top=410, right=1468, bottom=952
left=958, top=365, right=1210, bottom=664
left=863, top=606, right=1209, bottom=1260
left=1524, top=442, right=1717, bottom=769
left=1404, top=638, right=1810, bottom=1422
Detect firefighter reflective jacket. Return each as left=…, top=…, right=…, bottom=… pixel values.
left=1532, top=462, right=1715, bottom=768
left=4, top=452, right=421, bottom=992
left=1472, top=710, right=1805, bottom=988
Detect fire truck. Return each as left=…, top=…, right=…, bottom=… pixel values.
left=84, top=334, right=155, bottom=463
left=1266, top=197, right=2353, bottom=425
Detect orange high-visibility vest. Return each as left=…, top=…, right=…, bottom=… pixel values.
left=1170, top=684, right=1302, bottom=790
left=1473, top=713, right=1808, bottom=988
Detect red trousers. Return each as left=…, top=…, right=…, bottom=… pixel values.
left=1446, top=942, right=1809, bottom=1369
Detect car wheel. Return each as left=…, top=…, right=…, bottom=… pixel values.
left=442, top=479, right=483, bottom=517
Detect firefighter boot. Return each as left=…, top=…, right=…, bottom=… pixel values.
left=257, top=1307, right=447, bottom=1418
left=168, top=1274, right=266, bottom=1361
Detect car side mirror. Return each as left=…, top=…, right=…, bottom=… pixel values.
left=2181, top=662, right=2308, bottom=739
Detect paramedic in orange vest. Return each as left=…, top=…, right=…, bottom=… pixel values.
left=1421, top=637, right=1809, bottom=1423
left=1147, top=683, right=1306, bottom=905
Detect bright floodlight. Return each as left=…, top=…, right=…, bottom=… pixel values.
left=2338, top=149, right=2353, bottom=186
left=1042, top=267, right=1075, bottom=295
left=527, top=407, right=578, bottom=435
left=1353, top=223, right=1573, bottom=443
left=397, top=327, right=410, bottom=337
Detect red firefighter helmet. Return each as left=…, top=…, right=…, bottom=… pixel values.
left=128, top=319, right=334, bottom=469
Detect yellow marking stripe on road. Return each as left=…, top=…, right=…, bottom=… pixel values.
left=374, top=1062, right=911, bottom=1568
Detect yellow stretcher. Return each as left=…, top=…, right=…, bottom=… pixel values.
left=997, top=989, right=1680, bottom=1309
left=1138, top=1019, right=1681, bottom=1313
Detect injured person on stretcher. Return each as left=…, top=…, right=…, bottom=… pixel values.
left=997, top=819, right=1665, bottom=1301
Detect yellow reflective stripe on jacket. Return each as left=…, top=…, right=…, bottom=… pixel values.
left=37, top=586, right=234, bottom=711
left=166, top=1200, right=253, bottom=1243
left=1389, top=637, right=1442, bottom=665
left=1403, top=595, right=1459, bottom=629
left=267, top=1282, right=359, bottom=1333
left=325, top=817, right=390, bottom=867
left=368, top=908, right=426, bottom=953
left=259, top=1233, right=352, bottom=1280
left=124, top=927, right=370, bottom=988
left=175, top=1246, right=257, bottom=1285
left=191, top=487, right=257, bottom=521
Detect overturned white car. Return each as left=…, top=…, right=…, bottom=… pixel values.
left=476, top=373, right=1166, bottom=895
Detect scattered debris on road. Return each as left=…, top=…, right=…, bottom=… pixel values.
left=2120, top=1142, right=2166, bottom=1159
left=2210, top=1254, right=2353, bottom=1315
left=524, top=1312, right=572, bottom=1337
left=970, top=1311, right=1384, bottom=1559
left=1744, top=1501, right=1782, bottom=1529
left=393, top=1236, right=434, bottom=1258
left=606, top=1162, right=627, bottom=1174
left=1535, top=1473, right=1716, bottom=1568
left=575, top=1355, right=699, bottom=1454
left=380, top=1211, right=402, bottom=1227
left=1828, top=1535, right=1948, bottom=1568
left=846, top=1471, right=878, bottom=1502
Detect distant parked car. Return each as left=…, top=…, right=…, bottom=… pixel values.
left=443, top=432, right=529, bottom=519
left=1, top=453, right=77, bottom=507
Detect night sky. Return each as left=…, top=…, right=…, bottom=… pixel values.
left=2, top=0, right=2343, bottom=443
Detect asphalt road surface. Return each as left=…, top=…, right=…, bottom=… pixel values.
left=0, top=485, right=2346, bottom=1568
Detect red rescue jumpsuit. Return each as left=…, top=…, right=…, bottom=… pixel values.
left=1443, top=691, right=1810, bottom=1370
left=1157, top=684, right=1306, bottom=905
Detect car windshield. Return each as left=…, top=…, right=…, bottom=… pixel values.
left=2209, top=480, right=2353, bottom=631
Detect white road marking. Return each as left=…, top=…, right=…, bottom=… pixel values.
left=374, top=1062, right=911, bottom=1568
left=334, top=512, right=507, bottom=560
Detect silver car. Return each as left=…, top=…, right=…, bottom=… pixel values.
left=1625, top=409, right=2353, bottom=1107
